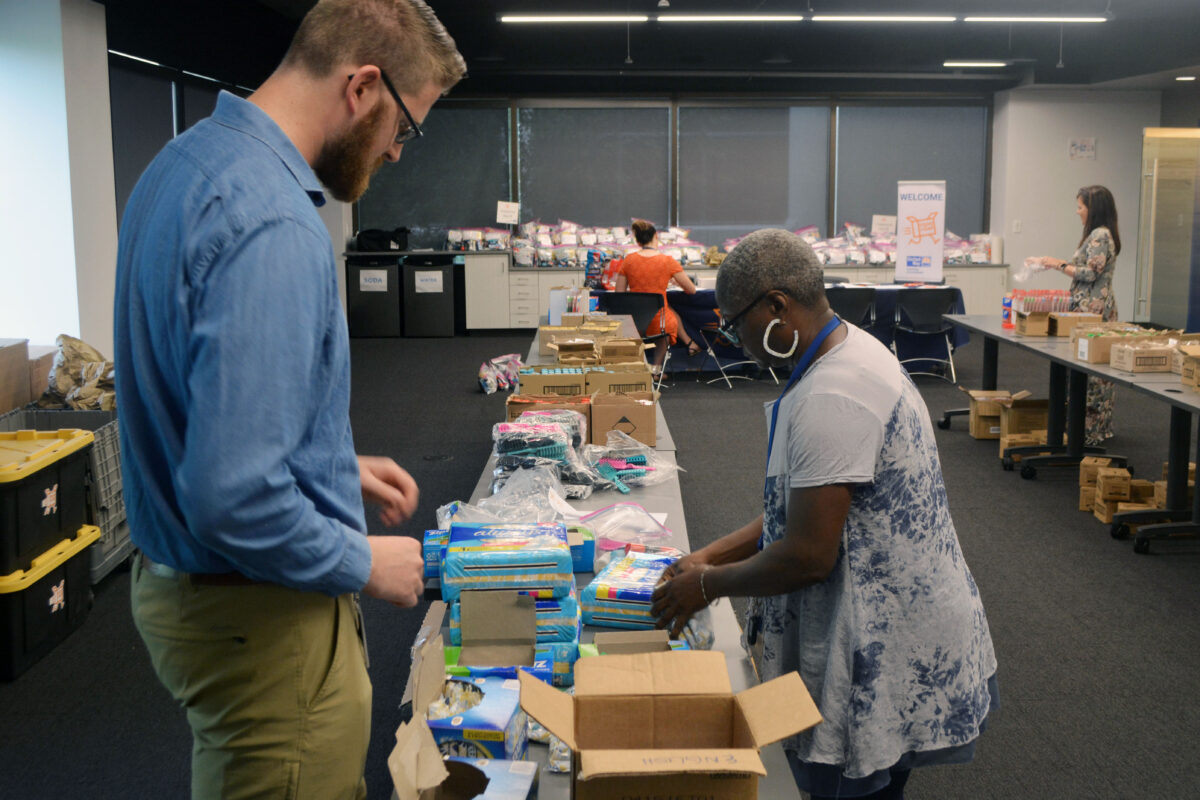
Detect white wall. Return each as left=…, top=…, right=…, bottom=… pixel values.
left=61, top=0, right=118, bottom=358
left=0, top=1, right=81, bottom=347
left=317, top=199, right=353, bottom=313
left=990, top=88, right=1161, bottom=320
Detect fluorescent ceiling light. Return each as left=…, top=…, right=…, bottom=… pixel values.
left=964, top=16, right=1107, bottom=23
left=658, top=15, right=805, bottom=22
left=811, top=15, right=957, bottom=23
left=108, top=49, right=163, bottom=67
left=499, top=15, right=649, bottom=23
left=182, top=70, right=223, bottom=84
left=944, top=61, right=1008, bottom=68
left=1176, top=76, right=1197, bottom=82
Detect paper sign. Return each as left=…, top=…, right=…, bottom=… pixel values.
left=1069, top=138, right=1096, bottom=161
left=496, top=201, right=520, bottom=225
left=895, top=180, right=946, bottom=283
left=414, top=271, right=443, bottom=294
left=359, top=269, right=388, bottom=293
left=871, top=214, right=897, bottom=236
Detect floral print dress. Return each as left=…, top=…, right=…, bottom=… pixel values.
left=1069, top=227, right=1118, bottom=445
left=745, top=325, right=997, bottom=794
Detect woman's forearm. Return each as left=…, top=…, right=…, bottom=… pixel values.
left=693, top=515, right=763, bottom=566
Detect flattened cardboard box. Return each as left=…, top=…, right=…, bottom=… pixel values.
left=505, top=394, right=591, bottom=425
left=590, top=391, right=657, bottom=447
left=27, top=345, right=55, bottom=403
left=1048, top=312, right=1102, bottom=338
left=519, top=650, right=822, bottom=800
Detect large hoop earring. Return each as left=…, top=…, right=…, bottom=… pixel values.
left=763, top=318, right=799, bottom=358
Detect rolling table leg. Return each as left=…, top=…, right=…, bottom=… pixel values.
left=982, top=336, right=998, bottom=391
left=1009, top=365, right=1125, bottom=477
left=1134, top=409, right=1200, bottom=554
left=1113, top=407, right=1193, bottom=539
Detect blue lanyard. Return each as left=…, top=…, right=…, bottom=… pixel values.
left=765, top=314, right=843, bottom=470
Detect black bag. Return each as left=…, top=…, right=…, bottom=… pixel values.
left=354, top=227, right=409, bottom=251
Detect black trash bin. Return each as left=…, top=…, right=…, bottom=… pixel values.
left=346, top=254, right=402, bottom=337
left=402, top=254, right=458, bottom=337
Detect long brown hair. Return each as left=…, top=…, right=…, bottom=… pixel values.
left=1077, top=185, right=1121, bottom=255
left=631, top=219, right=657, bottom=247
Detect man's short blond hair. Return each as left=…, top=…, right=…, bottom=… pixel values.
left=283, top=0, right=466, bottom=94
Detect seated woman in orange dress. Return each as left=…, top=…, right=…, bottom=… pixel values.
left=616, top=219, right=701, bottom=372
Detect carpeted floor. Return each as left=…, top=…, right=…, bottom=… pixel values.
left=2, top=330, right=1199, bottom=799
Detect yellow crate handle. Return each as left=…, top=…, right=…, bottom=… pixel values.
left=0, top=525, right=101, bottom=593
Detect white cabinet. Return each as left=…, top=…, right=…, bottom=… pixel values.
left=463, top=253, right=511, bottom=329
left=538, top=272, right=584, bottom=320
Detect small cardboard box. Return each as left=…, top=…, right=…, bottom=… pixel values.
left=961, top=388, right=1026, bottom=440
left=590, top=392, right=657, bottom=447
left=516, top=366, right=587, bottom=397
left=998, top=432, right=1046, bottom=462
left=1093, top=496, right=1120, bottom=524
left=27, top=345, right=55, bottom=403
left=1180, top=345, right=1200, bottom=386
left=1079, top=485, right=1097, bottom=512
left=1161, top=461, right=1197, bottom=482
left=1048, top=312, right=1102, bottom=337
left=1079, top=456, right=1113, bottom=487
left=1116, top=502, right=1155, bottom=515
left=584, top=364, right=654, bottom=395
left=1170, top=340, right=1200, bottom=374
left=505, top=393, right=591, bottom=424
left=1110, top=341, right=1174, bottom=373
left=1014, top=311, right=1050, bottom=336
left=997, top=396, right=1047, bottom=438
left=1153, top=479, right=1194, bottom=509
left=597, top=338, right=651, bottom=364
left=0, top=339, right=31, bottom=415
left=519, top=650, right=822, bottom=800
left=1095, top=467, right=1132, bottom=501
left=1075, top=330, right=1164, bottom=364
left=1130, top=479, right=1156, bottom=503
left=538, top=325, right=580, bottom=357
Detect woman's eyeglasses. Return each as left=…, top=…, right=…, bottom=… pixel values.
left=718, top=290, right=774, bottom=346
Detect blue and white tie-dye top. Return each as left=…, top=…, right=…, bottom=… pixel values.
left=748, top=324, right=997, bottom=780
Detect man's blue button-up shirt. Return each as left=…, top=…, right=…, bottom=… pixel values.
left=114, top=91, right=371, bottom=596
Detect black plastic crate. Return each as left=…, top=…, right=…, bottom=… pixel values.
left=0, top=525, right=98, bottom=680
left=0, top=430, right=92, bottom=576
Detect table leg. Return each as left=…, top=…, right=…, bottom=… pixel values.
left=1007, top=365, right=1125, bottom=477
left=1134, top=409, right=1200, bottom=554
left=1112, top=407, right=1193, bottom=539
left=982, top=337, right=998, bottom=391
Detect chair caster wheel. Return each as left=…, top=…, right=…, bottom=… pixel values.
left=1133, top=538, right=1151, bottom=555
left=1002, top=456, right=1014, bottom=471
left=1110, top=523, right=1130, bottom=540
left=1020, top=464, right=1037, bottom=479
left=937, top=417, right=951, bottom=430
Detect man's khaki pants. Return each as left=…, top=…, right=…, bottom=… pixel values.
left=131, top=554, right=371, bottom=800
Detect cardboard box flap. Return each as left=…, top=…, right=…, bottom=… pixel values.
left=994, top=390, right=1033, bottom=406
left=574, top=651, right=731, bottom=697
left=519, top=669, right=577, bottom=750
left=1179, top=344, right=1200, bottom=358
left=459, top=591, right=537, bottom=667
left=593, top=630, right=672, bottom=655
left=961, top=388, right=1011, bottom=402
left=403, top=602, right=448, bottom=711
left=735, top=671, right=823, bottom=746
left=389, top=717, right=450, bottom=800
left=578, top=749, right=767, bottom=780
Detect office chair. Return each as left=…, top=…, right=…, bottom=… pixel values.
left=596, top=291, right=672, bottom=392
left=892, top=287, right=959, bottom=383
left=825, top=286, right=876, bottom=330
left=696, top=310, right=780, bottom=390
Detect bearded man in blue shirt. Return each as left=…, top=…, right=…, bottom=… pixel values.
left=113, top=2, right=465, bottom=797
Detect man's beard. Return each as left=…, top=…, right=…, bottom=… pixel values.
left=313, top=103, right=387, bottom=203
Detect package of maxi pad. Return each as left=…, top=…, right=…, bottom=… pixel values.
left=441, top=522, right=573, bottom=602
left=450, top=581, right=581, bottom=645
left=580, top=549, right=674, bottom=629
left=444, top=641, right=581, bottom=688
left=425, top=676, right=528, bottom=760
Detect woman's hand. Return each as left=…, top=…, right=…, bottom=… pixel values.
left=660, top=550, right=712, bottom=582
left=651, top=563, right=712, bottom=638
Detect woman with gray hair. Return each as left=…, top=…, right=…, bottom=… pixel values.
left=652, top=229, right=997, bottom=800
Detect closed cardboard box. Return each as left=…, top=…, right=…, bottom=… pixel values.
left=1094, top=496, right=1120, bottom=524
left=1079, top=456, right=1113, bottom=487
left=584, top=365, right=653, bottom=395
left=998, top=432, right=1047, bottom=462
left=0, top=339, right=31, bottom=415
left=1110, top=341, right=1173, bottom=373
left=1095, top=467, right=1131, bottom=501
left=1153, top=479, right=1194, bottom=509
left=1014, top=311, right=1049, bottom=336
left=1048, top=312, right=1102, bottom=337
left=1079, top=485, right=1096, bottom=512
left=506, top=394, right=591, bottom=425
left=517, top=367, right=587, bottom=396
left=590, top=392, right=656, bottom=447
left=1129, top=479, right=1156, bottom=503
left=1160, top=461, right=1196, bottom=481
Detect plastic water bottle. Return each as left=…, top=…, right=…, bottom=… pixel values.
left=1001, top=293, right=1013, bottom=328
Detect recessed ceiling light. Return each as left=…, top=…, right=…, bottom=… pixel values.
left=811, top=15, right=957, bottom=23
left=1176, top=76, right=1197, bottom=82
left=658, top=15, right=806, bottom=22
left=498, top=15, right=649, bottom=24
left=944, top=61, right=1008, bottom=68
left=963, top=16, right=1108, bottom=23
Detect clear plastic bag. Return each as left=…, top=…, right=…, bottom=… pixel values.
left=582, top=430, right=682, bottom=492
left=518, top=408, right=587, bottom=449
left=579, top=502, right=672, bottom=553
left=478, top=354, right=522, bottom=394
left=1012, top=256, right=1051, bottom=283
left=493, top=421, right=601, bottom=499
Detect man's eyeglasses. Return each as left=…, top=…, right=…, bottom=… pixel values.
left=718, top=290, right=775, bottom=347
left=376, top=70, right=423, bottom=144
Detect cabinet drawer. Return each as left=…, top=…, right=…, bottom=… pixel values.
left=509, top=286, right=537, bottom=302
left=510, top=273, right=537, bottom=288
left=510, top=300, right=538, bottom=317
left=511, top=313, right=539, bottom=328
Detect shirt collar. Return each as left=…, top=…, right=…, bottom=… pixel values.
left=211, top=90, right=327, bottom=207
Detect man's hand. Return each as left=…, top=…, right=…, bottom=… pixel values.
left=363, top=535, right=425, bottom=607
left=358, top=455, right=419, bottom=526
left=651, top=563, right=712, bottom=639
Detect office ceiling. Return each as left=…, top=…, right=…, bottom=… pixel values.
left=102, top=0, right=1200, bottom=96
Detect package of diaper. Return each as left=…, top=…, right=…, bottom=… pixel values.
left=441, top=522, right=574, bottom=602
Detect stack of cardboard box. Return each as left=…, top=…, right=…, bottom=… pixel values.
left=996, top=393, right=1049, bottom=461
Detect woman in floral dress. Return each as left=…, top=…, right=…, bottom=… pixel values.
left=1039, top=185, right=1121, bottom=445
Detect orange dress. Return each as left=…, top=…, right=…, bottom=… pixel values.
left=619, top=252, right=684, bottom=344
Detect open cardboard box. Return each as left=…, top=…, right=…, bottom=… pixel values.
left=584, top=363, right=654, bottom=395
left=597, top=338, right=651, bottom=364
left=590, top=391, right=657, bottom=447
left=505, top=393, right=591, bottom=424
left=516, top=366, right=587, bottom=397
left=1048, top=312, right=1102, bottom=337
left=538, top=325, right=581, bottom=357
left=994, top=392, right=1045, bottom=438
left=1014, top=311, right=1049, bottom=336
left=520, top=650, right=821, bottom=800
left=959, top=387, right=1027, bottom=440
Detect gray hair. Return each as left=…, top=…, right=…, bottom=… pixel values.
left=715, top=229, right=826, bottom=316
